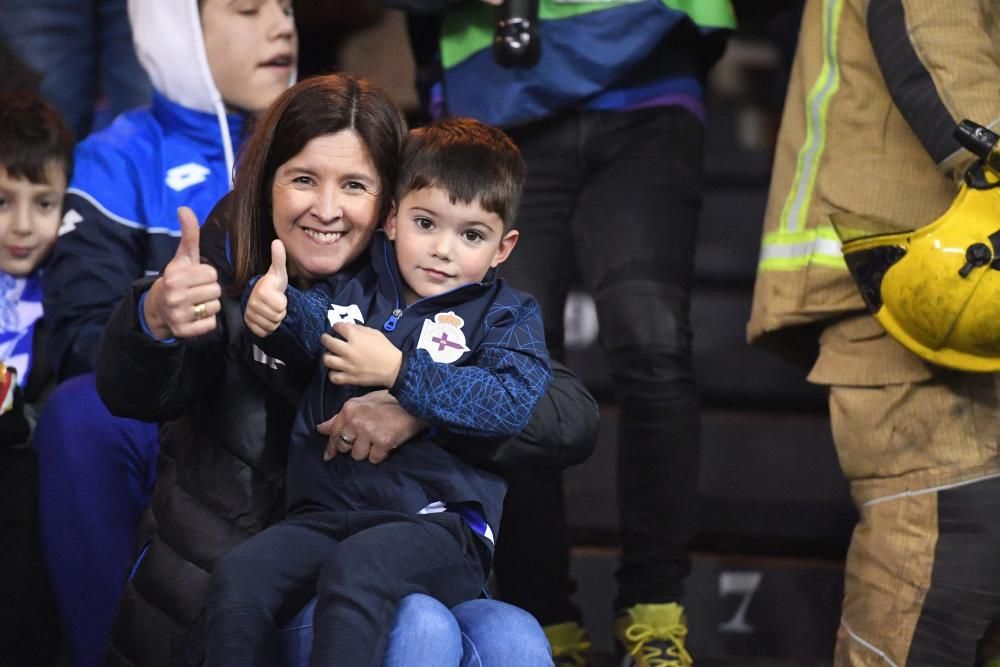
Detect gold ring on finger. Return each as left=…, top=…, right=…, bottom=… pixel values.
left=338, top=431, right=356, bottom=446
left=193, top=303, right=208, bottom=320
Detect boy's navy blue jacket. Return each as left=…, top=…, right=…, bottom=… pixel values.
left=250, top=231, right=551, bottom=547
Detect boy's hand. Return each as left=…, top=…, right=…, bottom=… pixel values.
left=322, top=324, right=402, bottom=388
left=144, top=207, right=220, bottom=339
left=244, top=239, right=288, bottom=338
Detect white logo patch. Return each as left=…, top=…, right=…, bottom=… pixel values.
left=327, top=303, right=365, bottom=328
left=58, top=209, right=83, bottom=236
left=417, top=311, right=470, bottom=364
left=165, top=163, right=210, bottom=192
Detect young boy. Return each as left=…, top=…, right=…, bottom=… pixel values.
left=205, top=118, right=551, bottom=665
left=0, top=92, right=73, bottom=665
left=0, top=93, right=73, bottom=446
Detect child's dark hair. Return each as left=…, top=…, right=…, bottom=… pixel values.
left=396, top=118, right=525, bottom=230
left=0, top=93, right=74, bottom=184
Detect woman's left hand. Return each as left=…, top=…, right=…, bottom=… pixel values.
left=317, top=390, right=427, bottom=463
left=322, top=324, right=403, bottom=388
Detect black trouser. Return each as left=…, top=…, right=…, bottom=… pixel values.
left=203, top=510, right=488, bottom=667
left=909, top=477, right=1000, bottom=666
left=494, top=106, right=702, bottom=619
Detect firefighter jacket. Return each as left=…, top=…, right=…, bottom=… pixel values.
left=747, top=0, right=1000, bottom=379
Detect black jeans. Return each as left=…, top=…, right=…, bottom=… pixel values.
left=494, top=106, right=702, bottom=618
left=203, top=510, right=488, bottom=667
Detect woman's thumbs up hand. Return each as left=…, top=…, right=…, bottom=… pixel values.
left=143, top=207, right=221, bottom=340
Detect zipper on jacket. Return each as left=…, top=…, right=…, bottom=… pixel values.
left=383, top=308, right=402, bottom=331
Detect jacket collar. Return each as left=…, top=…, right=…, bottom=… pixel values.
left=151, top=92, right=245, bottom=151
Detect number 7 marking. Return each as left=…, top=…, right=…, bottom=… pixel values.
left=718, top=571, right=762, bottom=634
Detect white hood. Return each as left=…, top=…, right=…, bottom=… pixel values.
left=127, top=0, right=234, bottom=183
left=128, top=0, right=221, bottom=115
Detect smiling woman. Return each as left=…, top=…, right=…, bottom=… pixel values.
left=270, top=131, right=381, bottom=286
left=228, top=74, right=403, bottom=289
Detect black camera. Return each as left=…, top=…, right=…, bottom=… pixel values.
left=492, top=0, right=541, bottom=69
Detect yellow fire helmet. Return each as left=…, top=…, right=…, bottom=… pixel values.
left=832, top=120, right=1000, bottom=372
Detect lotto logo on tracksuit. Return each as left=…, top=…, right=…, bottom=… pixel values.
left=165, top=162, right=211, bottom=192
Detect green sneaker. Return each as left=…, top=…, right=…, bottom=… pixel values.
left=613, top=603, right=692, bottom=667
left=544, top=621, right=592, bottom=667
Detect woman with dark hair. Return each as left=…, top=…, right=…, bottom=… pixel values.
left=96, top=73, right=597, bottom=666
left=225, top=75, right=403, bottom=291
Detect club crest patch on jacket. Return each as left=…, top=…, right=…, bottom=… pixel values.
left=417, top=311, right=470, bottom=363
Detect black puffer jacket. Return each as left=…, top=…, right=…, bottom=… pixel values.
left=96, top=215, right=599, bottom=666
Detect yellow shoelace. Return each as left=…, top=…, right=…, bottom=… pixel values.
left=624, top=621, right=692, bottom=667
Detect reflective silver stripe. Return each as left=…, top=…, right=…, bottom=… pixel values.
left=780, top=0, right=844, bottom=233
left=758, top=234, right=843, bottom=263
left=841, top=619, right=899, bottom=666
left=861, top=472, right=1000, bottom=508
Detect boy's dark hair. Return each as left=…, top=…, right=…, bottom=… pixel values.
left=0, top=93, right=74, bottom=184
left=396, top=118, right=525, bottom=230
